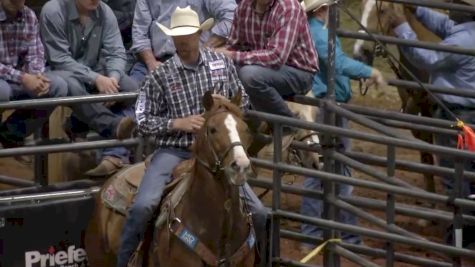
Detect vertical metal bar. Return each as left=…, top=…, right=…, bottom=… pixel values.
left=334, top=114, right=343, bottom=239
left=34, top=125, right=48, bottom=186
left=34, top=154, right=48, bottom=187
left=271, top=122, right=283, bottom=266
left=386, top=145, right=396, bottom=267
left=452, top=159, right=464, bottom=267
left=323, top=0, right=339, bottom=266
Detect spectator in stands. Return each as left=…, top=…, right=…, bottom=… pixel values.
left=0, top=0, right=68, bottom=149
left=40, top=0, right=138, bottom=177
left=102, top=0, right=136, bottom=47
left=129, top=0, right=236, bottom=84
left=117, top=7, right=268, bottom=267
left=299, top=0, right=385, bottom=249
left=388, top=0, right=475, bottom=247
left=102, top=0, right=136, bottom=74
left=215, top=0, right=319, bottom=154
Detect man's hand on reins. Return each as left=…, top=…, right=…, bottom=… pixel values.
left=172, top=115, right=205, bottom=133
left=365, top=68, right=386, bottom=89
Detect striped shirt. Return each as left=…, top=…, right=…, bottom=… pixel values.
left=136, top=49, right=249, bottom=149
left=227, top=0, right=319, bottom=73
left=0, top=5, right=45, bottom=83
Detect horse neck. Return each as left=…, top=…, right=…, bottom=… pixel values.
left=404, top=9, right=440, bottom=42
left=397, top=8, right=439, bottom=82
left=184, top=148, right=248, bottom=258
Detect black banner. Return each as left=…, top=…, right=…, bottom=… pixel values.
left=0, top=181, right=97, bottom=267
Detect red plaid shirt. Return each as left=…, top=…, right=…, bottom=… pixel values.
left=0, top=6, right=45, bottom=83
left=227, top=0, right=318, bottom=73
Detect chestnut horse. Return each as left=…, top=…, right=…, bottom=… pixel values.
left=353, top=0, right=441, bottom=194
left=85, top=90, right=256, bottom=267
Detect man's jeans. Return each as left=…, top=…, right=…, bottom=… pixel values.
left=0, top=74, right=68, bottom=147
left=117, top=148, right=268, bottom=267
left=238, top=64, right=314, bottom=119
left=129, top=62, right=148, bottom=85
left=300, top=116, right=360, bottom=245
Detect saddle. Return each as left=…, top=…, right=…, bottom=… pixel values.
left=101, top=159, right=195, bottom=221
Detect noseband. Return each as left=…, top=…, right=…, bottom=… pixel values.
left=196, top=109, right=245, bottom=177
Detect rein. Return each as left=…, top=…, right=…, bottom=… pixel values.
left=165, top=107, right=255, bottom=266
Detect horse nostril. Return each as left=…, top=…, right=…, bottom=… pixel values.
left=231, top=161, right=239, bottom=170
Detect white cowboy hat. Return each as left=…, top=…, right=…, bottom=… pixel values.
left=301, top=0, right=330, bottom=13
left=156, top=6, right=214, bottom=36
left=461, top=0, right=475, bottom=6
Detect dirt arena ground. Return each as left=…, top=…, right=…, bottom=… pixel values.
left=2, top=1, right=474, bottom=266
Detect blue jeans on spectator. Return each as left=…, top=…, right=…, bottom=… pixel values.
left=0, top=74, right=68, bottom=147
left=117, top=148, right=268, bottom=267
left=52, top=70, right=138, bottom=163
left=300, top=115, right=361, bottom=245
left=129, top=55, right=173, bottom=85
left=238, top=65, right=314, bottom=120
left=98, top=104, right=136, bottom=163
left=129, top=62, right=148, bottom=85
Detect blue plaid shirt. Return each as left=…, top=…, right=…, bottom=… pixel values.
left=136, top=49, right=249, bottom=149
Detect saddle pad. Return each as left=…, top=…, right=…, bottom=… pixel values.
left=101, top=159, right=195, bottom=217
left=101, top=162, right=146, bottom=215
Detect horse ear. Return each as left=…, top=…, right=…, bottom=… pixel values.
left=203, top=90, right=214, bottom=111
left=230, top=88, right=242, bottom=107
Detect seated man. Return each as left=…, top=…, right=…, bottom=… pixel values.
left=117, top=6, right=267, bottom=267
left=129, top=0, right=236, bottom=83
left=216, top=0, right=319, bottom=150
left=300, top=0, right=385, bottom=248
left=40, top=0, right=138, bottom=176
left=0, top=0, right=67, bottom=149
left=102, top=0, right=136, bottom=47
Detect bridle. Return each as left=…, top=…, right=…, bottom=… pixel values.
left=195, top=108, right=246, bottom=182
left=359, top=0, right=403, bottom=95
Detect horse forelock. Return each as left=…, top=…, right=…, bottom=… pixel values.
left=204, top=99, right=243, bottom=122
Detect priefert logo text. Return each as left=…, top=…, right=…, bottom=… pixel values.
left=25, top=245, right=87, bottom=267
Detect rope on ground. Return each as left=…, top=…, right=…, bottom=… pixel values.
left=299, top=238, right=342, bottom=264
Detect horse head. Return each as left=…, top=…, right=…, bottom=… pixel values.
left=353, top=0, right=405, bottom=65
left=193, top=89, right=253, bottom=186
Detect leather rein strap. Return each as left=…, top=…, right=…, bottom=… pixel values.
left=168, top=217, right=255, bottom=266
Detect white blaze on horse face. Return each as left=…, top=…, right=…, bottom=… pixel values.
left=224, top=114, right=250, bottom=169
left=353, top=0, right=376, bottom=56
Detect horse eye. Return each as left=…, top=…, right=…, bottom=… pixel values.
left=210, top=128, right=217, bottom=134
